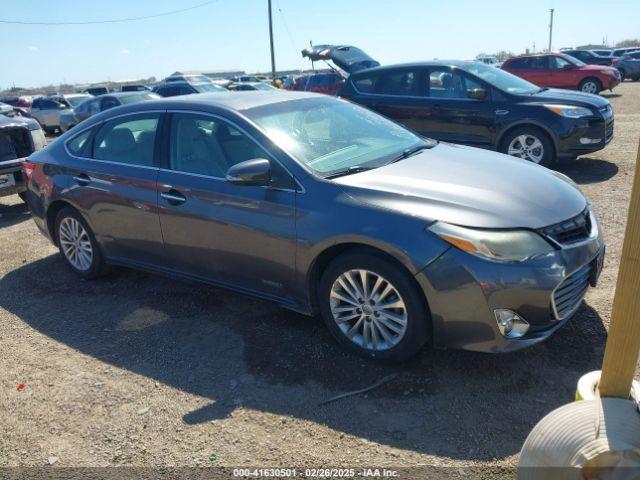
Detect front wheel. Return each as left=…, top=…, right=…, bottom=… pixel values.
left=319, top=251, right=430, bottom=362
left=500, top=127, right=555, bottom=167
left=579, top=77, right=602, bottom=94
left=55, top=207, right=105, bottom=279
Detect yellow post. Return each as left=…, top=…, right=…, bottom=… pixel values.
left=599, top=139, right=640, bottom=398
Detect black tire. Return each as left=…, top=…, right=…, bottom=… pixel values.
left=617, top=69, right=626, bottom=82
left=43, top=127, right=54, bottom=136
left=579, top=77, right=602, bottom=94
left=318, top=250, right=431, bottom=362
left=499, top=126, right=556, bottom=168
left=18, top=191, right=27, bottom=203
left=54, top=207, right=105, bottom=279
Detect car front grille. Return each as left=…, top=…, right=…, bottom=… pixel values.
left=605, top=119, right=614, bottom=141
left=551, top=263, right=592, bottom=320
left=539, top=208, right=592, bottom=246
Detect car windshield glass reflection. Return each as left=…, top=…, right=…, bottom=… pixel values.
left=463, top=63, right=540, bottom=94
left=245, top=98, right=431, bottom=177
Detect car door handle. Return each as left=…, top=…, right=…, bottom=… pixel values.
left=73, top=174, right=91, bottom=186
left=160, top=189, right=186, bottom=205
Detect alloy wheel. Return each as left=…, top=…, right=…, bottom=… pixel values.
left=59, top=217, right=93, bottom=271
left=329, top=269, right=408, bottom=351
left=581, top=81, right=598, bottom=94
left=507, top=134, right=545, bottom=163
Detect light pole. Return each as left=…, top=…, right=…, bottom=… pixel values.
left=268, top=0, right=276, bottom=83
left=548, top=9, right=554, bottom=52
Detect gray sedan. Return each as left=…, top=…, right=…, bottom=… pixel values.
left=24, top=92, right=604, bottom=361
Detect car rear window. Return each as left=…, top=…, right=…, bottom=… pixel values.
left=66, top=128, right=94, bottom=157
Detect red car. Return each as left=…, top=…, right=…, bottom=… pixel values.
left=501, top=53, right=620, bottom=94
left=285, top=73, right=345, bottom=95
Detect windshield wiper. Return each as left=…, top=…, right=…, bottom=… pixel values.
left=389, top=143, right=434, bottom=164
left=324, top=165, right=375, bottom=179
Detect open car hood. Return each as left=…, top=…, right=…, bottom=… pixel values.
left=301, top=44, right=380, bottom=74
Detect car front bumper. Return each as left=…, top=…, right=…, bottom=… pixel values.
left=556, top=111, right=614, bottom=159
left=415, top=231, right=605, bottom=353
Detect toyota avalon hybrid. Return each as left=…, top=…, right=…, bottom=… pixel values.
left=24, top=92, right=605, bottom=361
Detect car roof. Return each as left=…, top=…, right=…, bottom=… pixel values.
left=350, top=60, right=487, bottom=75
left=98, top=91, right=153, bottom=98
left=93, top=91, right=320, bottom=116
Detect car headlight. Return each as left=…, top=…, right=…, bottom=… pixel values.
left=543, top=104, right=593, bottom=118
left=428, top=221, right=555, bottom=262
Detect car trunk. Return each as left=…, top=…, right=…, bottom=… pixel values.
left=0, top=126, right=32, bottom=161
left=301, top=45, right=380, bottom=74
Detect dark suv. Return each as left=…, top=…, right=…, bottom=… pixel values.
left=338, top=61, right=612, bottom=166
left=562, top=49, right=615, bottom=66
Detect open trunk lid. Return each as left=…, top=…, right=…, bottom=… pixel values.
left=301, top=44, right=380, bottom=74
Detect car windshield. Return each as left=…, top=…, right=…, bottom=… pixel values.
left=252, top=83, right=276, bottom=91
left=562, top=54, right=587, bottom=67
left=119, top=93, right=160, bottom=104
left=245, top=97, right=432, bottom=178
left=463, top=62, right=540, bottom=94
left=67, top=95, right=92, bottom=107
left=193, top=83, right=227, bottom=93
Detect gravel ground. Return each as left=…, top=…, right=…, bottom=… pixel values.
left=1, top=82, right=639, bottom=478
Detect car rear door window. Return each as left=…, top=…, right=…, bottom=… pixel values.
left=531, top=56, right=550, bottom=69
left=506, top=57, right=529, bottom=69
left=375, top=70, right=419, bottom=96
left=93, top=114, right=159, bottom=166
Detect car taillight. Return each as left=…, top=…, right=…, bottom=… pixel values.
left=22, top=161, right=37, bottom=182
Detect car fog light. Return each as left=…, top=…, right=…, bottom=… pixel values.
left=494, top=309, right=530, bottom=338
left=580, top=137, right=602, bottom=145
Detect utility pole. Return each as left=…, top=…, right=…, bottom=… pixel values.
left=548, top=9, right=554, bottom=52
left=267, top=0, right=276, bottom=83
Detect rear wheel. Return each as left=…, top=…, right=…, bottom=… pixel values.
left=579, top=77, right=602, bottom=94
left=500, top=126, right=555, bottom=167
left=55, top=207, right=105, bottom=279
left=318, top=251, right=430, bottom=362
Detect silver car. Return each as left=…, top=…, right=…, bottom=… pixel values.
left=30, top=94, right=92, bottom=134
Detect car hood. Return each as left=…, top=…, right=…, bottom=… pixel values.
left=333, top=143, right=587, bottom=229
left=525, top=87, right=610, bottom=108
left=301, top=44, right=380, bottom=73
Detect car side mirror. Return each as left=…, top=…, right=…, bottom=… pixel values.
left=467, top=88, right=487, bottom=100
left=226, top=158, right=271, bottom=186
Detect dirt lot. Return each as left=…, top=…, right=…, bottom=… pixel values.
left=1, top=83, right=639, bottom=478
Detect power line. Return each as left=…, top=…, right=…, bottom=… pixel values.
left=0, top=1, right=217, bottom=25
